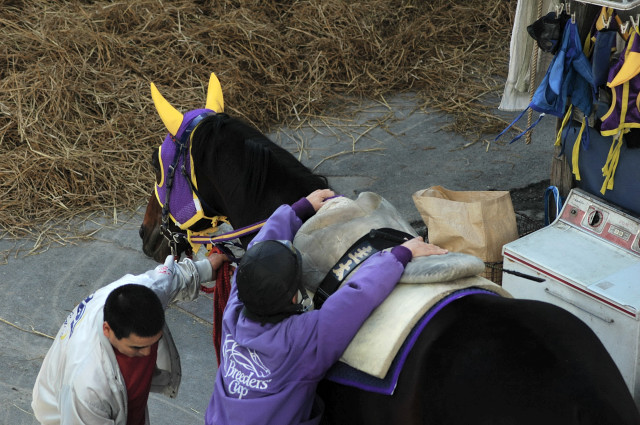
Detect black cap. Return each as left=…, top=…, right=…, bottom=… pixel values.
left=527, top=11, right=569, bottom=54
left=236, top=240, right=307, bottom=324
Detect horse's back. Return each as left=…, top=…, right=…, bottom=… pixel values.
left=320, top=294, right=640, bottom=425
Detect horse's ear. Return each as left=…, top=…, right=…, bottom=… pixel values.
left=205, top=72, right=224, bottom=113
left=150, top=82, right=183, bottom=136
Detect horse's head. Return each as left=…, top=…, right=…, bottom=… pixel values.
left=139, top=72, right=329, bottom=263
left=139, top=148, right=188, bottom=262
left=139, top=73, right=225, bottom=262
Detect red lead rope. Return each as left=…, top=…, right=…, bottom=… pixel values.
left=200, top=247, right=234, bottom=366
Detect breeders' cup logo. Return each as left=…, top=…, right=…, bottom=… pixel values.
left=59, top=295, right=94, bottom=340
left=222, top=334, right=272, bottom=399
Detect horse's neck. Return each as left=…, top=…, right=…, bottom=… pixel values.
left=193, top=127, right=327, bottom=232
left=225, top=185, right=313, bottom=243
left=230, top=191, right=296, bottom=227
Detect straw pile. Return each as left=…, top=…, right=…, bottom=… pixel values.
left=0, top=0, right=514, bottom=253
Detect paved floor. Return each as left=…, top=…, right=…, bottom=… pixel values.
left=0, top=95, right=556, bottom=425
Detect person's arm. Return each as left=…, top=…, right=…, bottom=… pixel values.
left=138, top=252, right=224, bottom=306
left=224, top=189, right=334, bottom=303
left=59, top=383, right=116, bottom=425
left=247, top=189, right=335, bottom=248
left=154, top=190, right=335, bottom=304
left=312, top=237, right=447, bottom=366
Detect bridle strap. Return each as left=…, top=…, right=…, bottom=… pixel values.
left=189, top=220, right=266, bottom=244
left=160, top=218, right=266, bottom=262
left=159, top=112, right=216, bottom=254
left=159, top=136, right=186, bottom=255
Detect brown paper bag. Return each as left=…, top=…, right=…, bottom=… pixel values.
left=412, top=186, right=519, bottom=262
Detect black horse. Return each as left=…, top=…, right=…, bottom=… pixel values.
left=319, top=293, right=639, bottom=424
left=139, top=78, right=639, bottom=424
left=140, top=112, right=328, bottom=262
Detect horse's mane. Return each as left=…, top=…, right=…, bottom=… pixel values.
left=191, top=113, right=328, bottom=206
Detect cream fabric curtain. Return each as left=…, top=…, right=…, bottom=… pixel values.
left=499, top=0, right=561, bottom=111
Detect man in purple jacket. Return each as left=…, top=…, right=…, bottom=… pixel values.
left=205, top=189, right=448, bottom=425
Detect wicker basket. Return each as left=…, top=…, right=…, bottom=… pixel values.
left=483, top=261, right=504, bottom=285
left=483, top=212, right=543, bottom=285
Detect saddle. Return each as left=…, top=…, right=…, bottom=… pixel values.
left=293, top=193, right=510, bottom=382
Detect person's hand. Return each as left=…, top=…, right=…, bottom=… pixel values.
left=401, top=237, right=448, bottom=258
left=306, top=189, right=336, bottom=211
left=207, top=252, right=229, bottom=272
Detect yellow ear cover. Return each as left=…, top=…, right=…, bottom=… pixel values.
left=205, top=72, right=224, bottom=113
left=150, top=82, right=184, bottom=136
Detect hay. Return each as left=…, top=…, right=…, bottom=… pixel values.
left=0, top=0, right=514, bottom=252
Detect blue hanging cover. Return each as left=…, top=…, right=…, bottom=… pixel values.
left=496, top=19, right=595, bottom=144
left=591, top=30, right=617, bottom=91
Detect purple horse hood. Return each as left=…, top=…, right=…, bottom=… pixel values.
left=150, top=72, right=225, bottom=230
left=154, top=108, right=216, bottom=229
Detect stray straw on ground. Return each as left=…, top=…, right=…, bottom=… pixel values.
left=0, top=0, right=515, bottom=254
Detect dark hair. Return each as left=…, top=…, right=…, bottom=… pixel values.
left=103, top=284, right=165, bottom=340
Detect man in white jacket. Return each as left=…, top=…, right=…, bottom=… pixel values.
left=32, top=252, right=226, bottom=425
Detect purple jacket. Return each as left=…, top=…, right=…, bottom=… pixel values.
left=205, top=199, right=410, bottom=425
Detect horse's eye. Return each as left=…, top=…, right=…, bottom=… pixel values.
left=151, top=147, right=160, bottom=171
left=151, top=147, right=161, bottom=183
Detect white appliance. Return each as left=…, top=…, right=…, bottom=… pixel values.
left=502, top=188, right=640, bottom=406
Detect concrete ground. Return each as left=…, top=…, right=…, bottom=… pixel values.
left=0, top=95, right=556, bottom=425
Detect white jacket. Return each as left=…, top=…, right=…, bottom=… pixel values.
left=32, top=255, right=213, bottom=425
